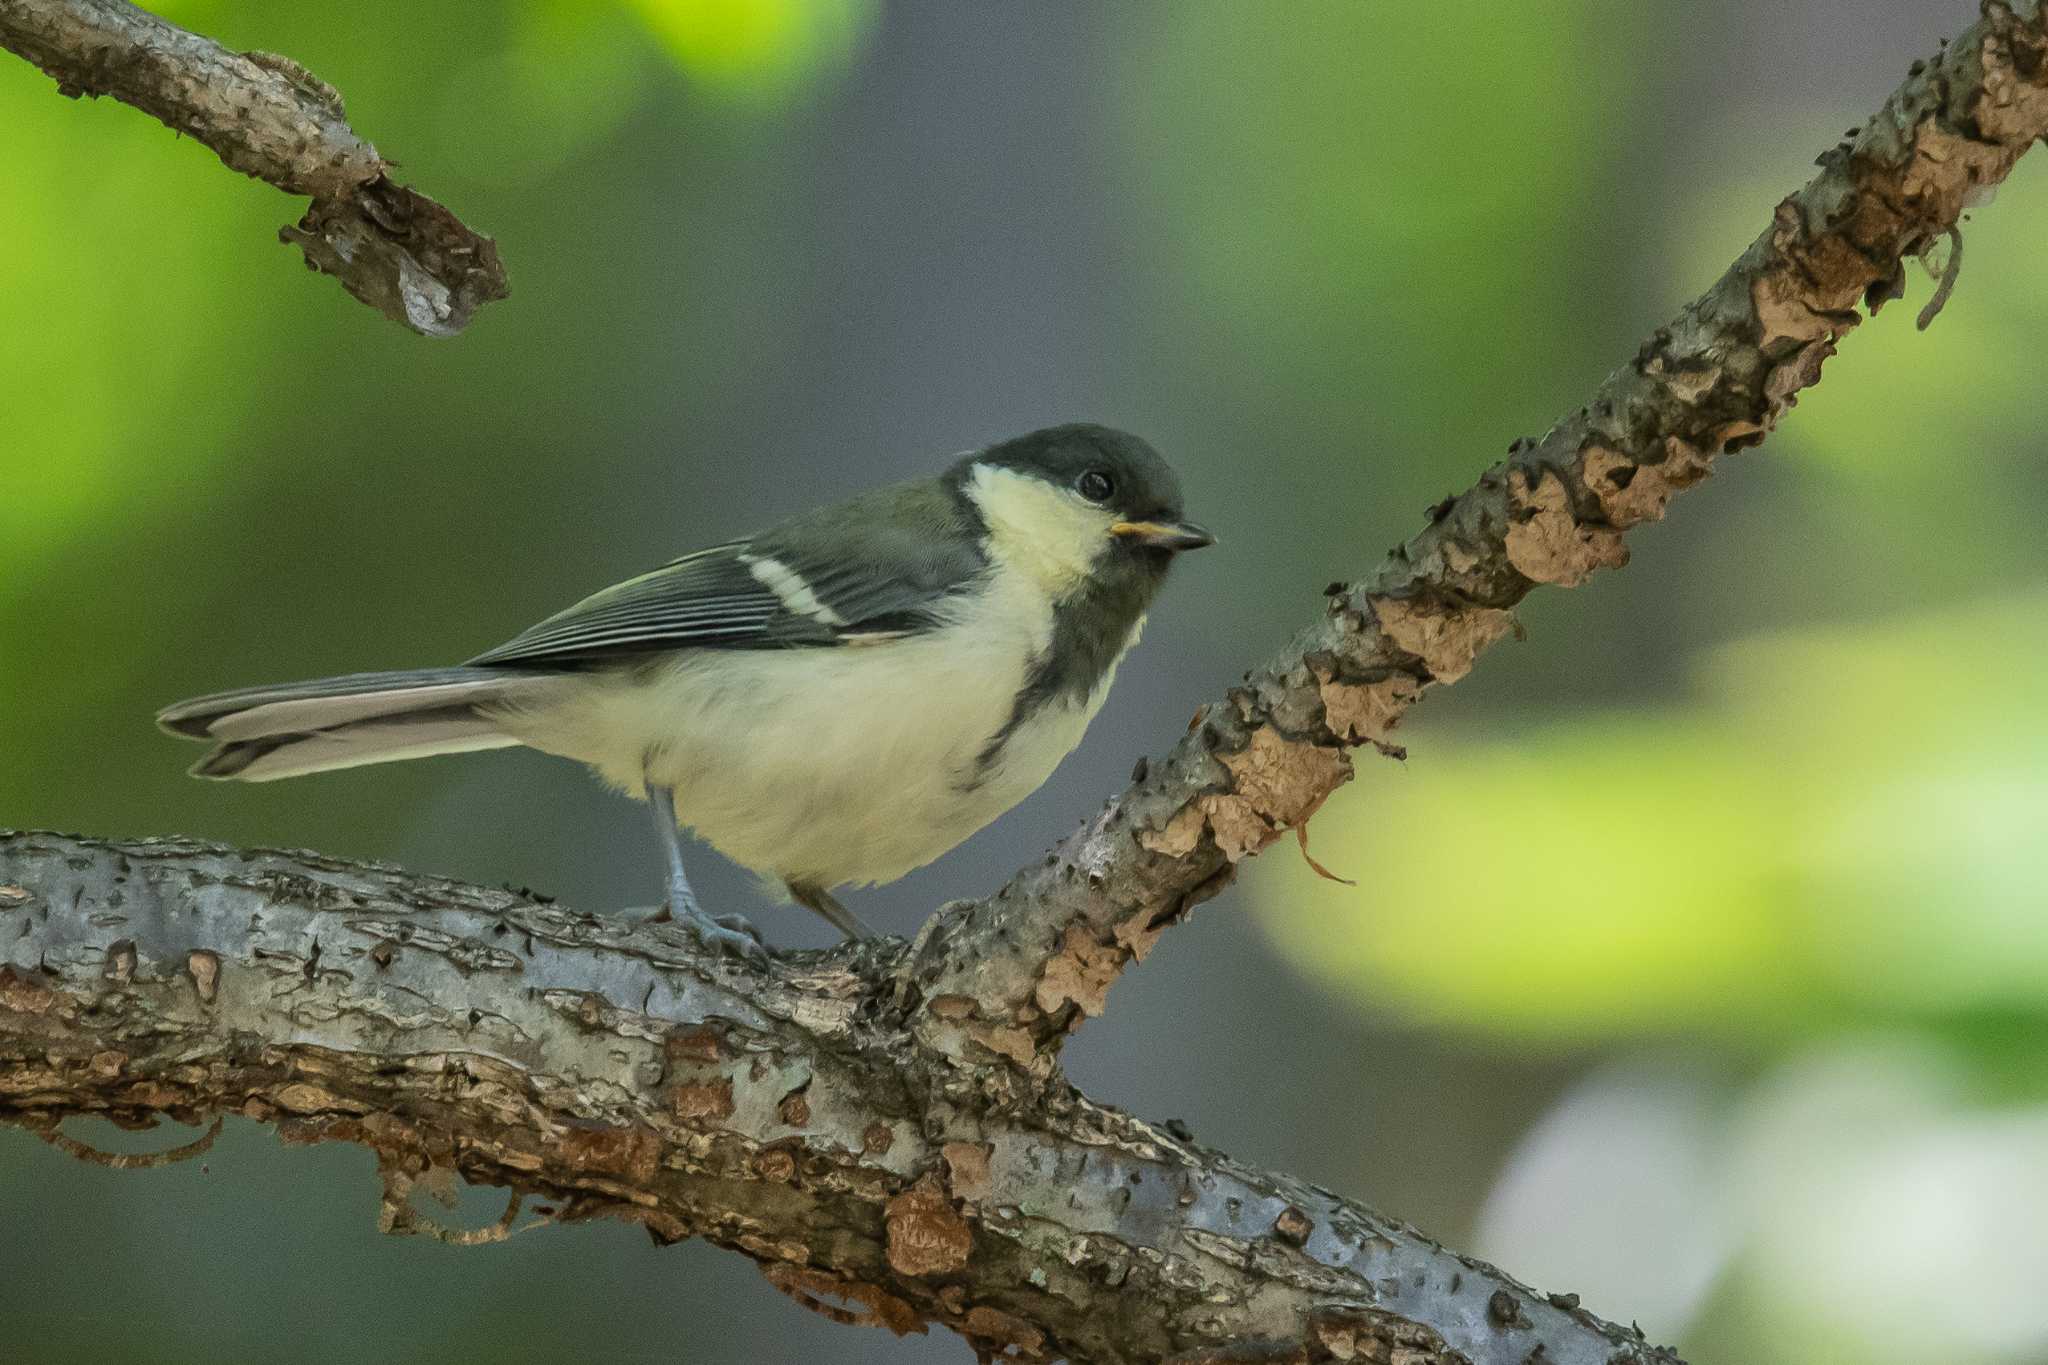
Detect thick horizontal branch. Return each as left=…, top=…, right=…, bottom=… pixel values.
left=0, top=0, right=507, bottom=335
left=0, top=832, right=1664, bottom=1365
left=899, top=0, right=2048, bottom=1071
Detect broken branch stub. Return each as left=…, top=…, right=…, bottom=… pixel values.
left=0, top=0, right=508, bottom=334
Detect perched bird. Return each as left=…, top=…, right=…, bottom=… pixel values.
left=159, top=424, right=1212, bottom=957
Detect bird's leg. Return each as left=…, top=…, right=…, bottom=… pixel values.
left=787, top=881, right=877, bottom=942
left=645, top=778, right=766, bottom=961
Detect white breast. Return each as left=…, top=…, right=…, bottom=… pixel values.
left=495, top=573, right=1138, bottom=892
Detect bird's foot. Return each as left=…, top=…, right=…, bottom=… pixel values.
left=687, top=916, right=770, bottom=963
left=709, top=911, right=762, bottom=939
left=641, top=777, right=769, bottom=962
left=641, top=903, right=757, bottom=935
left=663, top=897, right=769, bottom=964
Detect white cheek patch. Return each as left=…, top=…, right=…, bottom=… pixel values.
left=966, top=464, right=1114, bottom=599
left=740, top=553, right=847, bottom=626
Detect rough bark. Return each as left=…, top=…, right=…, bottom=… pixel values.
left=9, top=2, right=2048, bottom=1362
left=903, top=0, right=2048, bottom=1069
left=0, top=832, right=1656, bottom=1365
left=0, top=0, right=508, bottom=335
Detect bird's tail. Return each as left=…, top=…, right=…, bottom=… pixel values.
left=158, top=666, right=549, bottom=782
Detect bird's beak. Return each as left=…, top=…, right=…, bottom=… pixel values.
left=1110, top=518, right=1216, bottom=552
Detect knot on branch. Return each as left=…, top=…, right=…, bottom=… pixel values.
left=282, top=180, right=509, bottom=338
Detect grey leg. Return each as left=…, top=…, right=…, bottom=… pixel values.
left=646, top=780, right=766, bottom=962
left=787, top=881, right=877, bottom=941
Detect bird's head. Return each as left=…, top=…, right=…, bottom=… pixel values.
left=955, top=424, right=1212, bottom=602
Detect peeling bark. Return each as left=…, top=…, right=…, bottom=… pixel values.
left=903, top=0, right=2048, bottom=1071
left=9, top=2, right=2048, bottom=1362
left=0, top=833, right=1663, bottom=1365
left=0, top=0, right=508, bottom=335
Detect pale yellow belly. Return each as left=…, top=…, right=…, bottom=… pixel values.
left=491, top=621, right=1118, bottom=890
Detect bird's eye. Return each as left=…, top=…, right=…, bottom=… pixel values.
left=1077, top=470, right=1114, bottom=503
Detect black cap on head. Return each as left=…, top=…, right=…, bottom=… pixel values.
left=972, top=423, right=1191, bottom=527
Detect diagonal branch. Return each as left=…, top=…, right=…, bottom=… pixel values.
left=9, top=2, right=2048, bottom=1363
left=900, top=0, right=2048, bottom=1072
left=0, top=0, right=508, bottom=336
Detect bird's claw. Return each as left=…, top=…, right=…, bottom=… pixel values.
left=708, top=912, right=764, bottom=943
left=659, top=898, right=768, bottom=963
left=688, top=915, right=770, bottom=964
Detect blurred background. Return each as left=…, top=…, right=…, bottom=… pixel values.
left=4, top=1, right=2046, bottom=1361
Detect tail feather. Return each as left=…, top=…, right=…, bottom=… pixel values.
left=160, top=666, right=551, bottom=782
left=194, top=710, right=522, bottom=782
left=157, top=667, right=513, bottom=738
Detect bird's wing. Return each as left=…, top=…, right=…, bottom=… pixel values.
left=468, top=481, right=988, bottom=668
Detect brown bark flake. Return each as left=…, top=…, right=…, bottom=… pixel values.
left=185, top=950, right=221, bottom=1003
left=1274, top=1206, right=1314, bottom=1247
left=1581, top=438, right=1714, bottom=528
left=885, top=1174, right=973, bottom=1278
left=1368, top=595, right=1516, bottom=685
left=967, top=1022, right=1039, bottom=1068
left=555, top=1124, right=660, bottom=1184
left=1137, top=805, right=1207, bottom=858
left=670, top=1079, right=734, bottom=1124
left=762, top=1264, right=928, bottom=1336
left=0, top=965, right=63, bottom=1017
left=1503, top=468, right=1628, bottom=588
left=1135, top=729, right=1353, bottom=865
left=964, top=1305, right=1049, bottom=1361
left=1208, top=728, right=1352, bottom=861
left=274, top=1083, right=360, bottom=1115
left=665, top=1025, right=727, bottom=1064
left=777, top=1087, right=811, bottom=1128
left=1033, top=923, right=1125, bottom=1018
left=941, top=1141, right=994, bottom=1202
left=1315, top=670, right=1421, bottom=745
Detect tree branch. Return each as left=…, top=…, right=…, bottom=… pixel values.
left=0, top=0, right=508, bottom=335
left=901, top=0, right=2048, bottom=1071
left=0, top=832, right=1657, bottom=1365
left=9, top=2, right=2048, bottom=1361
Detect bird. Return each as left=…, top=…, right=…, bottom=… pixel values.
left=158, top=424, right=1213, bottom=958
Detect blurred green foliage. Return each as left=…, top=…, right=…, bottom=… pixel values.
left=1259, top=593, right=2048, bottom=1049
left=624, top=0, right=874, bottom=96
left=0, top=0, right=854, bottom=841
left=1120, top=0, right=1648, bottom=508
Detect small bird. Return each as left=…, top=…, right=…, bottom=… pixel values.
left=159, top=424, right=1212, bottom=957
